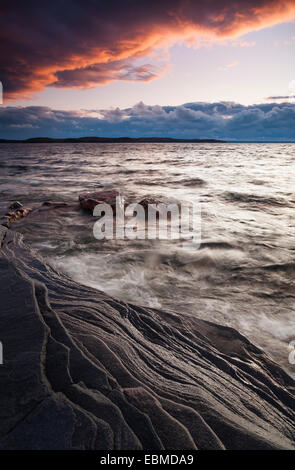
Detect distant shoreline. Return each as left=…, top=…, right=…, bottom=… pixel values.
left=1, top=137, right=295, bottom=143
left=0, top=136, right=224, bottom=144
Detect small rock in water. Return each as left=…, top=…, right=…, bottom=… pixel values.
left=138, top=196, right=163, bottom=220
left=138, top=196, right=181, bottom=220
left=9, top=201, right=23, bottom=210
left=42, top=201, right=54, bottom=206
left=16, top=208, right=31, bottom=217
left=42, top=201, right=68, bottom=207
left=139, top=196, right=162, bottom=210
left=2, top=204, right=32, bottom=226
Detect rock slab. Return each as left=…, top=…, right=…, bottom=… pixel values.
left=0, top=226, right=294, bottom=450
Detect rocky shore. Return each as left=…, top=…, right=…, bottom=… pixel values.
left=0, top=225, right=294, bottom=450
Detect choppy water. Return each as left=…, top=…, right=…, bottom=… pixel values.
left=1, top=142, right=294, bottom=375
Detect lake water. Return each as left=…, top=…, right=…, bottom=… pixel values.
left=1, top=142, right=294, bottom=375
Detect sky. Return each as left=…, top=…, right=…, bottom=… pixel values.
left=1, top=0, right=295, bottom=140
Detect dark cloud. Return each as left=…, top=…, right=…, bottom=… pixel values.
left=1, top=101, right=295, bottom=140
left=51, top=60, right=167, bottom=87
left=1, top=1, right=295, bottom=100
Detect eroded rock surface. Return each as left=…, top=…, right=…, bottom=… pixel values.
left=0, top=226, right=294, bottom=450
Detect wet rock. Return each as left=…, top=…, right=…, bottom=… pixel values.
left=138, top=196, right=181, bottom=220
left=0, top=216, right=11, bottom=228
left=79, top=198, right=106, bottom=212
left=138, top=196, right=163, bottom=220
left=3, top=207, right=32, bottom=224
left=33, top=201, right=70, bottom=214
left=17, top=208, right=31, bottom=217
left=79, top=190, right=120, bottom=213
left=139, top=196, right=181, bottom=210
left=9, top=201, right=23, bottom=210
left=0, top=225, right=294, bottom=450
left=138, top=196, right=162, bottom=210
left=14, top=208, right=31, bottom=219
left=42, top=201, right=69, bottom=208
left=2, top=201, right=75, bottom=229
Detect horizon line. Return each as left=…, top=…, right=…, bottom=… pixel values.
left=1, top=136, right=295, bottom=144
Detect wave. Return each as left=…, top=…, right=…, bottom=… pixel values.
left=261, top=262, right=295, bottom=273
left=223, top=191, right=290, bottom=207
left=178, top=177, right=206, bottom=187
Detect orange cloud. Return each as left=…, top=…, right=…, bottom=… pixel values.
left=1, top=1, right=295, bottom=101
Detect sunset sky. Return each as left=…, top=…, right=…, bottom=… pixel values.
left=1, top=0, right=295, bottom=140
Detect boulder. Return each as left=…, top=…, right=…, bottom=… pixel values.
left=79, top=190, right=120, bottom=213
